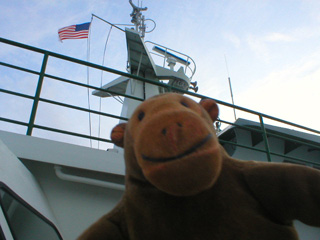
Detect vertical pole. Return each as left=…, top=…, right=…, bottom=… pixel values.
left=228, top=77, right=237, bottom=120
left=26, top=53, right=49, bottom=136
left=259, top=114, right=272, bottom=162
left=224, top=55, right=236, bottom=121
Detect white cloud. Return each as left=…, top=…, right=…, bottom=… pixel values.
left=245, top=24, right=320, bottom=60
left=246, top=34, right=270, bottom=60
left=247, top=31, right=294, bottom=56
left=223, top=32, right=241, bottom=48
left=236, top=50, right=320, bottom=131
left=264, top=32, right=295, bottom=42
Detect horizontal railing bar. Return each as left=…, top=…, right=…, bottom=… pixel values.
left=219, top=139, right=320, bottom=166
left=0, top=88, right=128, bottom=122
left=260, top=130, right=320, bottom=149
left=0, top=61, right=40, bottom=75
left=39, top=97, right=129, bottom=121
left=218, top=118, right=320, bottom=150
left=269, top=151, right=320, bottom=167
left=0, top=38, right=171, bottom=91
left=0, top=117, right=29, bottom=127
left=33, top=124, right=112, bottom=143
left=261, top=116, right=320, bottom=135
left=0, top=88, right=34, bottom=100
left=284, top=159, right=320, bottom=168
left=0, top=117, right=112, bottom=143
left=0, top=38, right=50, bottom=55
left=43, top=73, right=145, bottom=102
left=219, top=119, right=264, bottom=134
left=219, top=139, right=268, bottom=154
left=185, top=92, right=320, bottom=135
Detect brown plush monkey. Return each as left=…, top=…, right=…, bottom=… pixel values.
left=78, top=93, right=320, bottom=240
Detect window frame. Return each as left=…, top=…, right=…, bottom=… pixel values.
left=0, top=183, right=63, bottom=240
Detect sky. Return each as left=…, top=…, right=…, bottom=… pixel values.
left=1, top=0, right=320, bottom=148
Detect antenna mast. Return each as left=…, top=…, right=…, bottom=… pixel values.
left=129, top=0, right=148, bottom=37
left=224, top=55, right=237, bottom=121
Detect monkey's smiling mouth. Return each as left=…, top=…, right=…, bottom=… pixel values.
left=142, top=134, right=212, bottom=163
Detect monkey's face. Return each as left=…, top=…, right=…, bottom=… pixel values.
left=111, top=93, right=222, bottom=196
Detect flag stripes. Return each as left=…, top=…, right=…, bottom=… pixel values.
left=58, top=22, right=91, bottom=41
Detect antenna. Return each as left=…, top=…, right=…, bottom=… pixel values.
left=152, top=46, right=191, bottom=66
left=129, top=0, right=148, bottom=37
left=224, top=55, right=237, bottom=121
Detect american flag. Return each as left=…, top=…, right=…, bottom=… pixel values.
left=58, top=22, right=91, bottom=41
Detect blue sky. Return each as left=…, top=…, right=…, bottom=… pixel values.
left=1, top=0, right=320, bottom=147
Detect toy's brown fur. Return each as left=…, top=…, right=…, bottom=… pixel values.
left=78, top=93, right=320, bottom=240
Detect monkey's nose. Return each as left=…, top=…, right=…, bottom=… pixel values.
left=161, top=122, right=183, bottom=136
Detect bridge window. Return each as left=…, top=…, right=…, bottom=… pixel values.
left=0, top=187, right=62, bottom=240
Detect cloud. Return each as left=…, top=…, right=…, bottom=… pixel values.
left=235, top=49, right=320, bottom=131
left=245, top=31, right=297, bottom=60
left=245, top=24, right=320, bottom=60
left=223, top=33, right=241, bottom=48
left=246, top=34, right=270, bottom=60
left=264, top=32, right=295, bottom=42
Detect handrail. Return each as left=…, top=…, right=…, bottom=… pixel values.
left=219, top=119, right=320, bottom=151
left=0, top=37, right=319, bottom=166
left=145, top=41, right=197, bottom=79
left=54, top=166, right=125, bottom=191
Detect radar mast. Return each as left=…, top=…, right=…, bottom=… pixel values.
left=129, top=0, right=148, bottom=37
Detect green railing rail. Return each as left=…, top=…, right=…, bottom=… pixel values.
left=1, top=37, right=319, bottom=166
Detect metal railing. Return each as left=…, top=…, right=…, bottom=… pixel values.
left=145, top=41, right=196, bottom=79
left=1, top=37, right=319, bottom=166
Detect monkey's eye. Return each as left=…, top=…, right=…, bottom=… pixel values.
left=180, top=101, right=189, bottom=108
left=138, top=111, right=145, bottom=121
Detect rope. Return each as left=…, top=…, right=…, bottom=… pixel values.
left=88, top=14, right=131, bottom=148
left=98, top=25, right=113, bottom=149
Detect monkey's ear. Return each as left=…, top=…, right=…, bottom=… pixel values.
left=199, top=99, right=219, bottom=123
left=110, top=123, right=127, bottom=148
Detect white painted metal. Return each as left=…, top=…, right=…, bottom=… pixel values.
left=22, top=159, right=123, bottom=240
left=0, top=130, right=126, bottom=239
left=54, top=166, right=125, bottom=191
left=0, top=138, right=62, bottom=238
left=0, top=130, right=125, bottom=175
left=0, top=139, right=59, bottom=228
left=92, top=76, right=130, bottom=98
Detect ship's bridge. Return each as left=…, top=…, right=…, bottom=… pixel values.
left=93, top=28, right=197, bottom=101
